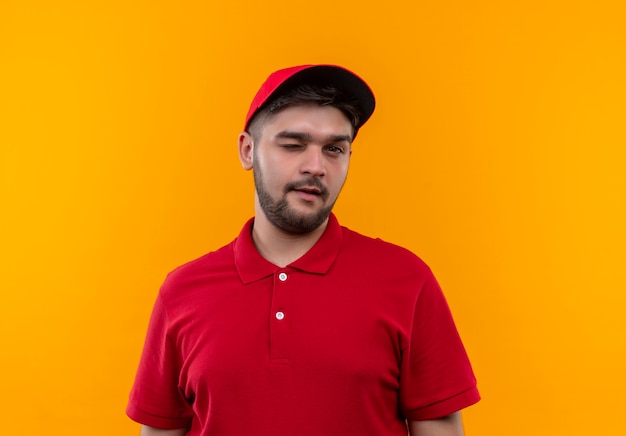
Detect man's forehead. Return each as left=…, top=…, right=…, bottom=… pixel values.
left=273, top=130, right=352, bottom=144
left=262, top=104, right=354, bottom=136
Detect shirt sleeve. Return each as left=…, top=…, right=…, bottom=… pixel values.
left=399, top=272, right=480, bottom=420
left=126, top=291, right=194, bottom=430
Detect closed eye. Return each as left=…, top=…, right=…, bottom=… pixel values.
left=280, top=143, right=305, bottom=150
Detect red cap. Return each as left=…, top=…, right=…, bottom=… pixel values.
left=244, top=64, right=375, bottom=134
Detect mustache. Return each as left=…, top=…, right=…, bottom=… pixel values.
left=284, top=178, right=329, bottom=199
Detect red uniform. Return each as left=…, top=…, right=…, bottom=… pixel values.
left=127, top=214, right=479, bottom=435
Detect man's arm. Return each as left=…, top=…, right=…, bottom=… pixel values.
left=140, top=425, right=187, bottom=436
left=408, top=412, right=464, bottom=436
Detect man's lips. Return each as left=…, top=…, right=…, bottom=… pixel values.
left=291, top=187, right=322, bottom=202
left=294, top=187, right=321, bottom=195
left=285, top=179, right=329, bottom=200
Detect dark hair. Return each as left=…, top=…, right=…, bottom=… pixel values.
left=246, top=84, right=361, bottom=141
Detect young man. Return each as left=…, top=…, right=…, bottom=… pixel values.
left=127, top=64, right=480, bottom=436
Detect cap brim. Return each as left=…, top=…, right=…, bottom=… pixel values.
left=246, top=65, right=375, bottom=134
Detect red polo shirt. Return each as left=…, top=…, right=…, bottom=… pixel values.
left=127, top=214, right=479, bottom=435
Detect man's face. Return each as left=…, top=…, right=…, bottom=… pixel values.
left=250, top=104, right=353, bottom=234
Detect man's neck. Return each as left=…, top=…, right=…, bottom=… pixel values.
left=251, top=212, right=329, bottom=268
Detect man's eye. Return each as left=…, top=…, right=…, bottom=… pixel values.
left=326, top=146, right=345, bottom=154
left=281, top=143, right=303, bottom=149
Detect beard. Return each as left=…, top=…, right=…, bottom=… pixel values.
left=254, top=168, right=337, bottom=235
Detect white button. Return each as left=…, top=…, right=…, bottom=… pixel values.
left=278, top=272, right=288, bottom=281
left=275, top=311, right=285, bottom=320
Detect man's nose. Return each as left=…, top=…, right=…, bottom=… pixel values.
left=300, top=147, right=326, bottom=177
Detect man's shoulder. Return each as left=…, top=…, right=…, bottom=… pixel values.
left=340, top=225, right=430, bottom=271
left=162, top=239, right=237, bottom=288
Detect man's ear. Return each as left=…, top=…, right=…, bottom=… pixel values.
left=238, top=132, right=254, bottom=170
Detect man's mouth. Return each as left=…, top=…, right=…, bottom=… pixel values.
left=286, top=179, right=329, bottom=200
left=294, top=187, right=321, bottom=195
left=291, top=187, right=323, bottom=203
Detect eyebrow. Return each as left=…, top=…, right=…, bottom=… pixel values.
left=275, top=131, right=353, bottom=144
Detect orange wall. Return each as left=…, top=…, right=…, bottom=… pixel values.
left=1, top=1, right=625, bottom=434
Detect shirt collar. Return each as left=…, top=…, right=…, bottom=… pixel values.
left=234, top=213, right=344, bottom=284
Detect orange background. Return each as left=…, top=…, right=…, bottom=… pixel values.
left=1, top=1, right=625, bottom=434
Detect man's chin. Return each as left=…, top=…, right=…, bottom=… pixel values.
left=271, top=208, right=332, bottom=235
